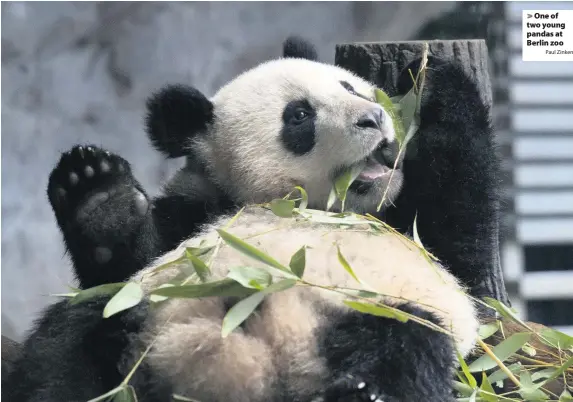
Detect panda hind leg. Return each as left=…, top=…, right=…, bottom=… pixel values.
left=47, top=145, right=153, bottom=288
left=319, top=303, right=457, bottom=402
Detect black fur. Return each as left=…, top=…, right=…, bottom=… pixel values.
left=383, top=57, right=501, bottom=306
left=145, top=84, right=214, bottom=158
left=282, top=36, right=319, bottom=61
left=4, top=296, right=148, bottom=402
left=7, top=44, right=497, bottom=401
left=46, top=144, right=234, bottom=289
left=281, top=99, right=317, bottom=155
left=319, top=304, right=455, bottom=402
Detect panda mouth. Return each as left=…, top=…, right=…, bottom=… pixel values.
left=356, top=142, right=399, bottom=182
left=348, top=142, right=401, bottom=194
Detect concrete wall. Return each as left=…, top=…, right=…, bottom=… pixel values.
left=1, top=1, right=455, bottom=340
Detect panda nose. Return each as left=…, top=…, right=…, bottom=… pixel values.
left=356, top=108, right=384, bottom=131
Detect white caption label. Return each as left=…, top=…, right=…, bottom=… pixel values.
left=522, top=10, right=573, bottom=61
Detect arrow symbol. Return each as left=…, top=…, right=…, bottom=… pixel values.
left=527, top=13, right=532, bottom=18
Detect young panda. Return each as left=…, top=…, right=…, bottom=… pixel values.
left=5, top=37, right=499, bottom=402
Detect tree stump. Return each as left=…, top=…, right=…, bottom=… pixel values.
left=334, top=39, right=492, bottom=106
left=335, top=40, right=509, bottom=308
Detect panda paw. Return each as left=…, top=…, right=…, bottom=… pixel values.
left=323, top=374, right=389, bottom=402
left=47, top=145, right=149, bottom=243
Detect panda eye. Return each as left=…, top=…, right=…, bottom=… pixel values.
left=294, top=110, right=309, bottom=121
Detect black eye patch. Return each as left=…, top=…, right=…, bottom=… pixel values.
left=340, top=80, right=373, bottom=102
left=281, top=99, right=316, bottom=156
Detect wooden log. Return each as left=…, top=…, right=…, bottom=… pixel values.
left=334, top=39, right=492, bottom=105
left=335, top=40, right=509, bottom=308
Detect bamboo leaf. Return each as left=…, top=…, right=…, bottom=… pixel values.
left=216, top=229, right=297, bottom=279
left=294, top=186, right=308, bottom=213
left=103, top=282, right=144, bottom=318
left=483, top=297, right=533, bottom=331
left=150, top=278, right=257, bottom=299
left=221, top=279, right=296, bottom=337
left=227, top=266, right=272, bottom=289
left=270, top=199, right=295, bottom=218
left=538, top=327, right=573, bottom=350
left=337, top=245, right=360, bottom=284
left=149, top=284, right=175, bottom=303
left=457, top=350, right=477, bottom=388
left=87, top=386, right=124, bottom=402
left=468, top=332, right=532, bottom=373
left=478, top=322, right=500, bottom=340
left=343, top=301, right=409, bottom=323
left=289, top=246, right=306, bottom=278
left=560, top=390, right=573, bottom=402
left=70, top=283, right=126, bottom=305
left=375, top=88, right=406, bottom=145
left=479, top=372, right=498, bottom=402
left=184, top=248, right=211, bottom=282
left=221, top=292, right=265, bottom=338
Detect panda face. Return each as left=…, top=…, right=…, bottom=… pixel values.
left=194, top=58, right=404, bottom=213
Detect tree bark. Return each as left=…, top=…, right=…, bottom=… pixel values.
left=335, top=39, right=509, bottom=307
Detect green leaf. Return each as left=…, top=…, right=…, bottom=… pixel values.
left=216, top=229, right=297, bottom=279
left=149, top=284, right=175, bottom=303
left=184, top=248, right=211, bottom=282
left=468, top=389, right=478, bottom=402
left=412, top=213, right=424, bottom=249
left=103, top=282, right=144, bottom=318
left=222, top=292, right=265, bottom=338
left=113, top=386, right=137, bottom=402
left=479, top=372, right=498, bottom=402
left=521, top=343, right=536, bottom=356
left=453, top=380, right=475, bottom=397
left=289, top=246, right=306, bottom=278
left=457, top=349, right=477, bottom=388
left=337, top=245, right=360, bottom=284
left=375, top=88, right=406, bottom=145
left=478, top=322, right=500, bottom=340
left=483, top=297, right=532, bottom=331
left=332, top=165, right=363, bottom=211
left=536, top=356, right=573, bottom=387
left=70, top=283, right=126, bottom=305
left=343, top=300, right=409, bottom=323
left=227, top=266, right=272, bottom=289
left=270, top=199, right=295, bottom=218
left=519, top=370, right=549, bottom=401
left=150, top=278, right=258, bottom=298
left=294, top=186, right=308, bottom=213
left=538, top=327, right=573, bottom=350
left=560, top=389, right=573, bottom=402
left=468, top=332, right=532, bottom=372
left=487, top=363, right=522, bottom=384
left=398, top=88, right=417, bottom=137
left=326, top=186, right=337, bottom=211
left=221, top=279, right=296, bottom=337
left=87, top=386, right=124, bottom=402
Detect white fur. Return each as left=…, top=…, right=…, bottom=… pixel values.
left=129, top=208, right=479, bottom=402
left=191, top=58, right=403, bottom=214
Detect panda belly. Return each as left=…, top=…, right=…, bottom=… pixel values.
left=129, top=208, right=479, bottom=402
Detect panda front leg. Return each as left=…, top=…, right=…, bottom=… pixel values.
left=318, top=304, right=457, bottom=402
left=385, top=57, right=501, bottom=303
left=47, top=145, right=158, bottom=288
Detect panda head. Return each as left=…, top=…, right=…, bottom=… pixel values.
left=146, top=37, right=403, bottom=213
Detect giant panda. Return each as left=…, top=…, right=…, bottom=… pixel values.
left=5, top=37, right=499, bottom=402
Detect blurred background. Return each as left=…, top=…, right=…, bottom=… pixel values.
left=2, top=1, right=572, bottom=342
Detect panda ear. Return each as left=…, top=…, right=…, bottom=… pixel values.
left=282, top=36, right=318, bottom=61
left=145, top=84, right=214, bottom=158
